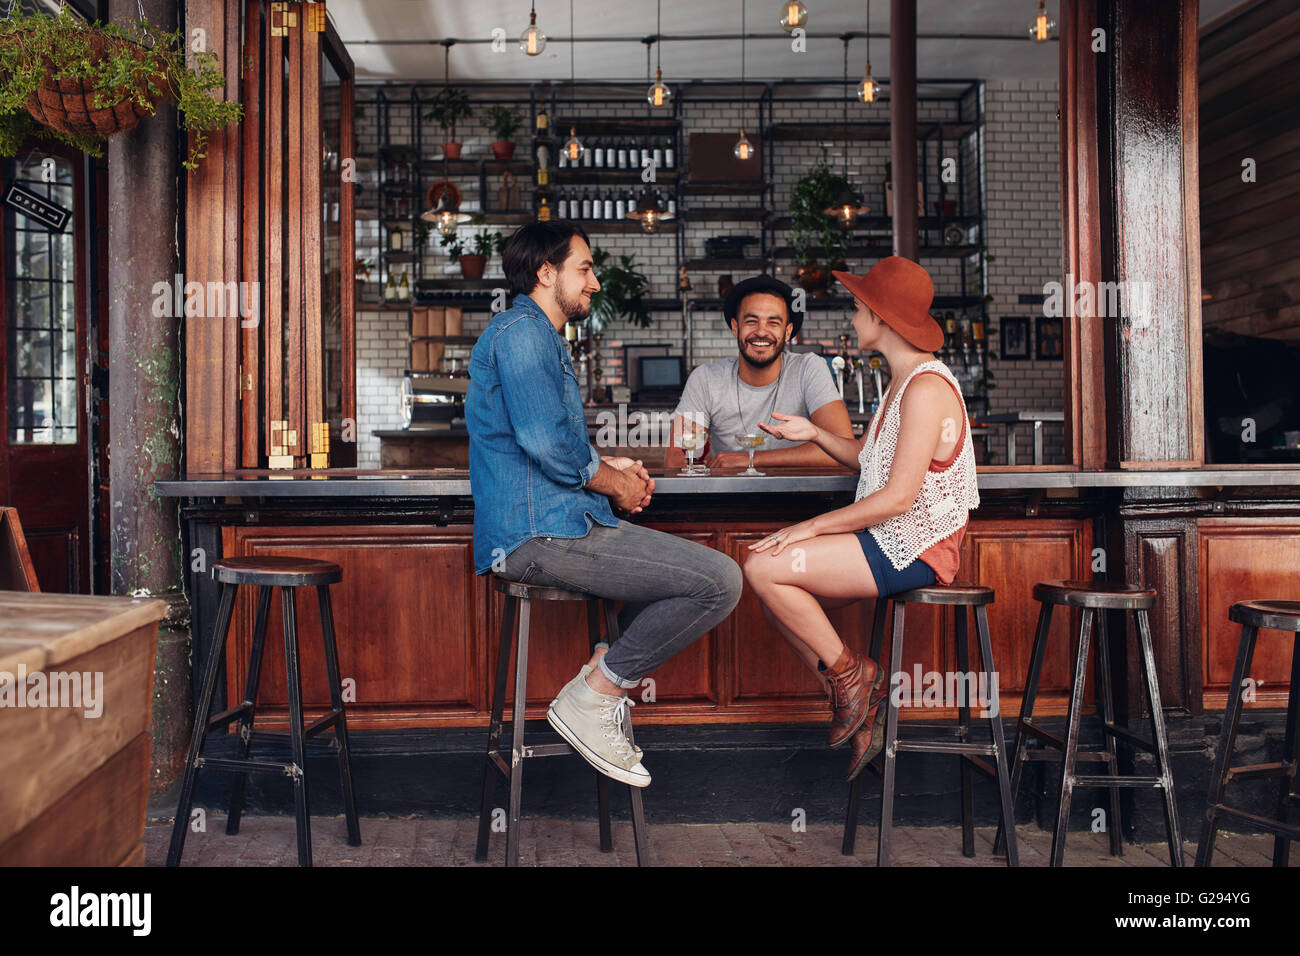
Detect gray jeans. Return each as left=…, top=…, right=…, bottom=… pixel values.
left=497, top=521, right=743, bottom=688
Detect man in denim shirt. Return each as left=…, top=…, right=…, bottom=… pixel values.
left=468, top=222, right=742, bottom=789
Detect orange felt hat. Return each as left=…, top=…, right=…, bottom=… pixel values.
left=833, top=257, right=944, bottom=352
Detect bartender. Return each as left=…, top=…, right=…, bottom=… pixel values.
left=665, top=275, right=854, bottom=470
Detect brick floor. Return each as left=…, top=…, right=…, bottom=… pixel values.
left=145, top=812, right=1294, bottom=867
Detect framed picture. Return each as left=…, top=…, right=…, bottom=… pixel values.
left=1036, top=316, right=1064, bottom=360
left=1000, top=316, right=1030, bottom=360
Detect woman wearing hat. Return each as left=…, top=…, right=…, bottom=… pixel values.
left=742, top=257, right=980, bottom=781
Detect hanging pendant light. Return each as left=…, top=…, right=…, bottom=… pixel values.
left=646, top=2, right=672, bottom=107
left=825, top=36, right=869, bottom=227
left=520, top=2, right=547, bottom=55
left=564, top=0, right=584, bottom=162
left=857, top=0, right=876, bottom=103
left=734, top=0, right=752, bottom=161
left=626, top=188, right=675, bottom=234
left=778, top=0, right=808, bottom=33
left=423, top=44, right=471, bottom=237
left=1027, top=0, right=1057, bottom=42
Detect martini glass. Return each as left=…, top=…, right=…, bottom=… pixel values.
left=678, top=421, right=710, bottom=475
left=734, top=432, right=767, bottom=476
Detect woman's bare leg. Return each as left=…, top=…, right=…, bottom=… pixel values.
left=761, top=596, right=860, bottom=689
left=742, top=534, right=880, bottom=667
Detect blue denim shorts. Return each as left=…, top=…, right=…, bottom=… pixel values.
left=855, top=529, right=938, bottom=596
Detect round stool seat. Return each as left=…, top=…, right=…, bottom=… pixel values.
left=1033, top=579, right=1156, bottom=610
left=1228, top=600, right=1300, bottom=631
left=491, top=575, right=587, bottom=602
left=891, top=583, right=994, bottom=606
left=213, top=556, right=342, bottom=587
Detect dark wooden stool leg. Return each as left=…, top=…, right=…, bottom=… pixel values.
left=589, top=599, right=613, bottom=854
left=281, top=586, right=313, bottom=867
left=505, top=597, right=532, bottom=868
left=842, top=596, right=889, bottom=856
left=227, top=584, right=272, bottom=836
left=317, top=583, right=361, bottom=846
left=976, top=605, right=1019, bottom=867
left=1093, top=607, right=1124, bottom=857
left=166, top=581, right=237, bottom=867
left=605, top=601, right=649, bottom=867
left=1050, top=607, right=1094, bottom=867
left=1134, top=609, right=1182, bottom=866
left=878, top=600, right=907, bottom=867
left=476, top=594, right=516, bottom=862
left=1274, top=632, right=1300, bottom=866
left=995, top=601, right=1053, bottom=855
left=1196, top=622, right=1257, bottom=866
left=955, top=604, right=975, bottom=858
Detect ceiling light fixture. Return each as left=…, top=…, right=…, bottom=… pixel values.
left=646, top=1, right=671, bottom=107
left=735, top=0, right=752, bottom=160
left=424, top=41, right=471, bottom=237
left=1028, top=0, right=1057, bottom=42
left=627, top=188, right=675, bottom=233
left=825, top=35, right=870, bottom=227
left=778, top=0, right=808, bottom=33
left=520, top=1, right=547, bottom=55
left=858, top=0, right=876, bottom=103
left=563, top=0, right=584, bottom=163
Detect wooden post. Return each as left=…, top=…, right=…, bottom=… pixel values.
left=890, top=0, right=919, bottom=261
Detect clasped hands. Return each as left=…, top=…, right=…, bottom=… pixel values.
left=602, top=456, right=654, bottom=513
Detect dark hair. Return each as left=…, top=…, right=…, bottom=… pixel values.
left=502, top=220, right=591, bottom=296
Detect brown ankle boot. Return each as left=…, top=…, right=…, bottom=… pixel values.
left=846, top=677, right=890, bottom=781
left=821, top=647, right=882, bottom=748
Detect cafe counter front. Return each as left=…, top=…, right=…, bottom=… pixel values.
left=157, top=467, right=1300, bottom=733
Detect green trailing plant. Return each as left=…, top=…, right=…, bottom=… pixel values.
left=789, top=156, right=852, bottom=270
left=0, top=7, right=242, bottom=169
left=471, top=229, right=500, bottom=258
left=424, top=87, right=471, bottom=141
left=486, top=105, right=520, bottom=142
left=438, top=231, right=465, bottom=263
left=589, top=247, right=651, bottom=330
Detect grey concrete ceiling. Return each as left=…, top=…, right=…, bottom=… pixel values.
left=328, top=0, right=1248, bottom=84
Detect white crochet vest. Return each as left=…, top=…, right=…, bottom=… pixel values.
left=855, top=360, right=980, bottom=571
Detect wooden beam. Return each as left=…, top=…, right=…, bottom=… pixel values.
left=889, top=0, right=918, bottom=261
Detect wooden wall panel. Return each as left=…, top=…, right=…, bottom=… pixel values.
left=1128, top=522, right=1199, bottom=713
left=1199, top=0, right=1300, bottom=341
left=1197, top=517, right=1300, bottom=710
left=223, top=525, right=484, bottom=728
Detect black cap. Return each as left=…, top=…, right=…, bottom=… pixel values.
left=723, top=275, right=801, bottom=337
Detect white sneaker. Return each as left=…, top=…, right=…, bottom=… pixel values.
left=552, top=662, right=642, bottom=757
left=548, top=673, right=650, bottom=788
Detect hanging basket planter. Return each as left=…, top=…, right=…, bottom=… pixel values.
left=22, top=31, right=161, bottom=138
left=0, top=7, right=241, bottom=169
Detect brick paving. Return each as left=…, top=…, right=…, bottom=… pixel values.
left=145, top=811, right=1293, bottom=867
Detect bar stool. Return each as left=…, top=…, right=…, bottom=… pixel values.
left=1196, top=600, right=1300, bottom=867
left=842, top=584, right=1019, bottom=867
left=166, top=556, right=362, bottom=867
left=994, top=579, right=1181, bottom=866
left=475, top=578, right=649, bottom=867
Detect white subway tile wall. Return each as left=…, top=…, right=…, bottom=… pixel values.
left=354, top=80, right=1062, bottom=468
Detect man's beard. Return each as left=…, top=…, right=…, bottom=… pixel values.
left=739, top=335, right=784, bottom=369
left=555, top=280, right=590, bottom=321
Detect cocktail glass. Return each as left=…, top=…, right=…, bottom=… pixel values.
left=734, top=432, right=766, bottom=476
left=679, top=422, right=710, bottom=475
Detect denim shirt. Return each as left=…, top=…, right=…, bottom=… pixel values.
left=467, top=293, right=618, bottom=573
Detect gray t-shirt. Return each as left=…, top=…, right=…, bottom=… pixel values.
left=673, top=351, right=844, bottom=453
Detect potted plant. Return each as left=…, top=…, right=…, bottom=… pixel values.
left=425, top=87, right=471, bottom=160
left=589, top=247, right=652, bottom=331
left=486, top=105, right=520, bottom=161
left=355, top=256, right=375, bottom=302
left=789, top=158, right=852, bottom=297
left=440, top=224, right=500, bottom=280
left=0, top=7, right=242, bottom=169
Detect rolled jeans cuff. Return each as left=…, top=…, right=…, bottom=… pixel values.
left=598, top=655, right=639, bottom=690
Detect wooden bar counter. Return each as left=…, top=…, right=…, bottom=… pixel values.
left=157, top=466, right=1300, bottom=734
left=0, top=592, right=167, bottom=866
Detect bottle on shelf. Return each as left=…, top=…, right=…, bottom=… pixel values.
left=617, top=144, right=628, bottom=169
left=397, top=269, right=411, bottom=303
left=538, top=196, right=551, bottom=221
left=557, top=191, right=569, bottom=218
left=383, top=269, right=398, bottom=303
left=581, top=189, right=592, bottom=219
left=615, top=191, right=626, bottom=220
left=536, top=105, right=549, bottom=133
left=603, top=192, right=614, bottom=220
left=665, top=139, right=675, bottom=169
left=593, top=141, right=604, bottom=168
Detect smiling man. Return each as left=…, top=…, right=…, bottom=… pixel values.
left=666, top=275, right=854, bottom=470
left=467, top=221, right=742, bottom=790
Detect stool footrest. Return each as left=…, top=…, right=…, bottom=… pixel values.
left=964, top=755, right=999, bottom=779
left=1024, top=748, right=1114, bottom=764
left=247, top=726, right=342, bottom=748
left=522, top=742, right=572, bottom=759
left=897, top=739, right=998, bottom=757
left=1210, top=803, right=1300, bottom=840
left=1225, top=761, right=1293, bottom=783
left=1019, top=719, right=1064, bottom=750
left=1072, top=774, right=1169, bottom=789
left=197, top=756, right=298, bottom=777
left=206, top=702, right=252, bottom=731
left=1102, top=721, right=1156, bottom=755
